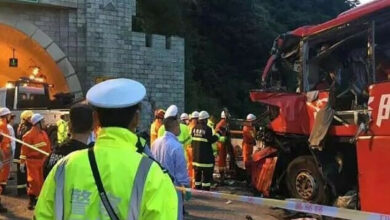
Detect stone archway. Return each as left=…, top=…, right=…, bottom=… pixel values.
left=0, top=18, right=83, bottom=100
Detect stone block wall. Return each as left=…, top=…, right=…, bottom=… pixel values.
left=131, top=32, right=185, bottom=128
left=0, top=0, right=185, bottom=132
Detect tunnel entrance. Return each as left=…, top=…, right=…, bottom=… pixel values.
left=0, top=21, right=82, bottom=110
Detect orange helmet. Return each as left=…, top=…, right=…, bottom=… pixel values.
left=155, top=109, right=165, bottom=119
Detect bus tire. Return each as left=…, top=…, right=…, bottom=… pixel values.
left=286, top=155, right=328, bottom=204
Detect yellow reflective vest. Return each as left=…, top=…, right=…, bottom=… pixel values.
left=56, top=119, right=69, bottom=144
left=207, top=120, right=218, bottom=155
left=35, top=127, right=178, bottom=220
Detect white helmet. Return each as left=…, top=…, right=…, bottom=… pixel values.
left=31, top=113, right=44, bottom=125
left=246, top=113, right=256, bottom=121
left=180, top=113, right=189, bottom=121
left=199, top=111, right=210, bottom=120
left=221, top=111, right=226, bottom=119
left=0, top=108, right=11, bottom=117
left=190, top=111, right=199, bottom=119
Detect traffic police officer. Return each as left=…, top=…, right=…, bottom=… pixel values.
left=35, top=78, right=178, bottom=220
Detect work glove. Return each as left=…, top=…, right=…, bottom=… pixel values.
left=20, top=163, right=26, bottom=173
left=218, top=136, right=227, bottom=143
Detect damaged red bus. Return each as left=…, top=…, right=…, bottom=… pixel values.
left=251, top=0, right=390, bottom=214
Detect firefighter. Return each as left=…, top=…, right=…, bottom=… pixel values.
left=215, top=111, right=228, bottom=184
left=150, top=109, right=165, bottom=145
left=0, top=108, right=11, bottom=192
left=242, top=114, right=257, bottom=180
left=15, top=110, right=33, bottom=195
left=191, top=111, right=223, bottom=191
left=35, top=78, right=178, bottom=219
left=188, top=111, right=199, bottom=132
left=56, top=113, right=69, bottom=144
left=20, top=113, right=51, bottom=210
left=180, top=113, right=190, bottom=125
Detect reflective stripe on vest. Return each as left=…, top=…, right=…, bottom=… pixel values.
left=128, top=157, right=153, bottom=220
left=54, top=156, right=153, bottom=220
left=192, top=137, right=208, bottom=142
left=192, top=162, right=213, bottom=167
left=55, top=158, right=68, bottom=220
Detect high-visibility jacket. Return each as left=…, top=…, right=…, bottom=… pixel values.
left=207, top=120, right=218, bottom=155
left=34, top=127, right=178, bottom=220
left=150, top=120, right=163, bottom=145
left=57, top=119, right=69, bottom=144
left=158, top=124, right=192, bottom=149
left=0, top=118, right=10, bottom=188
left=191, top=122, right=220, bottom=167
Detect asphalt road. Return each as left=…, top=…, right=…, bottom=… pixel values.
left=0, top=169, right=320, bottom=220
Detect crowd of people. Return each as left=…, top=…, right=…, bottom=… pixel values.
left=150, top=105, right=258, bottom=193
left=0, top=78, right=258, bottom=220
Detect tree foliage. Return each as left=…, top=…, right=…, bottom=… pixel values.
left=134, top=0, right=359, bottom=117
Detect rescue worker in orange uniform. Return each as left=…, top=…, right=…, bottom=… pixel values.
left=16, top=110, right=33, bottom=195
left=20, top=113, right=51, bottom=210
left=215, top=111, right=229, bottom=184
left=150, top=109, right=165, bottom=145
left=186, top=111, right=199, bottom=188
left=0, top=108, right=11, bottom=193
left=242, top=114, right=257, bottom=181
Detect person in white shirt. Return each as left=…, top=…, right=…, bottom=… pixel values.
left=7, top=114, right=15, bottom=160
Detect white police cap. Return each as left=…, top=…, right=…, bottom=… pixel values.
left=165, top=105, right=178, bottom=119
left=86, top=78, right=146, bottom=108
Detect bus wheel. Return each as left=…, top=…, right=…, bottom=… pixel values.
left=286, top=156, right=328, bottom=204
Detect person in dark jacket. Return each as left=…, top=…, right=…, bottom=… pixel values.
left=43, top=104, right=94, bottom=178
left=191, top=111, right=224, bottom=191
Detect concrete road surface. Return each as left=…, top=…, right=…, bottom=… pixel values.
left=185, top=194, right=284, bottom=220
left=0, top=169, right=319, bottom=220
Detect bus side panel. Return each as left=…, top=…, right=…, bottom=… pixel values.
left=357, top=137, right=390, bottom=214
left=357, top=82, right=390, bottom=215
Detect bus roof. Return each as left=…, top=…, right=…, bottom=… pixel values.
left=289, top=0, right=390, bottom=37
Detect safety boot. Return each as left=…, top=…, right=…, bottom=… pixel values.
left=28, top=196, right=35, bottom=210
left=0, top=200, right=7, bottom=213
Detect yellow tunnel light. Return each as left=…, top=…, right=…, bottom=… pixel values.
left=5, top=82, right=15, bottom=89
left=32, top=67, right=40, bottom=76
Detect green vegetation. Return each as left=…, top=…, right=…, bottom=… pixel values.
left=133, top=0, right=359, bottom=118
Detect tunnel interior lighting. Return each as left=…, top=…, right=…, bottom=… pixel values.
left=5, top=82, right=15, bottom=89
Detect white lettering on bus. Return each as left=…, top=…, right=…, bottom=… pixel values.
left=377, top=94, right=390, bottom=127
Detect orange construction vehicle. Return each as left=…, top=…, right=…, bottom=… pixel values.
left=250, top=1, right=390, bottom=215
